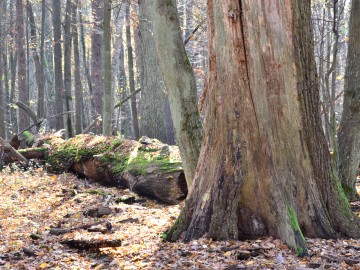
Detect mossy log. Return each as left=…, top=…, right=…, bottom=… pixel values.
left=8, top=134, right=187, bottom=204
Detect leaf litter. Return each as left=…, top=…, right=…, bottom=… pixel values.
left=0, top=168, right=359, bottom=269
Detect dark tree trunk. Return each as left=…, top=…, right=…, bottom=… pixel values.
left=337, top=0, right=360, bottom=201
left=167, top=0, right=360, bottom=256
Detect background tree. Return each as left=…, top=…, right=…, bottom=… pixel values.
left=167, top=0, right=360, bottom=255
left=16, top=0, right=29, bottom=132
left=337, top=0, right=360, bottom=201
left=63, top=0, right=73, bottom=138
left=72, top=0, right=84, bottom=134
left=138, top=0, right=175, bottom=145
left=91, top=0, right=103, bottom=133
left=125, top=0, right=139, bottom=140
left=52, top=0, right=64, bottom=131
left=102, top=0, right=112, bottom=136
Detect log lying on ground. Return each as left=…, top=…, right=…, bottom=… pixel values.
left=7, top=134, right=187, bottom=204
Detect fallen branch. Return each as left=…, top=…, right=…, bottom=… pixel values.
left=0, top=137, right=29, bottom=164
left=50, top=221, right=108, bottom=235
left=114, top=88, right=141, bottom=109
left=61, top=238, right=121, bottom=249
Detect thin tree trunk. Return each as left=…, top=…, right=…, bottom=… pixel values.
left=149, top=0, right=203, bottom=185
left=38, top=0, right=46, bottom=119
left=26, top=2, right=45, bottom=124
left=79, top=8, right=95, bottom=124
left=16, top=0, right=29, bottom=132
left=2, top=0, right=10, bottom=139
left=52, top=0, right=64, bottom=130
left=125, top=1, right=140, bottom=140
left=64, top=0, right=73, bottom=138
left=102, top=0, right=112, bottom=136
left=72, top=0, right=84, bottom=135
left=91, top=0, right=103, bottom=133
left=337, top=0, right=360, bottom=201
left=118, top=33, right=132, bottom=138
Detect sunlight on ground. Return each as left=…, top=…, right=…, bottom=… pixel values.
left=0, top=169, right=359, bottom=269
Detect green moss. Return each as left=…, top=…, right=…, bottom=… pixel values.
left=127, top=154, right=182, bottom=175
left=21, top=131, right=34, bottom=146
left=296, top=246, right=305, bottom=256
left=288, top=207, right=305, bottom=243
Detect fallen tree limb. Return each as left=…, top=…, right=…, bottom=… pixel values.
left=0, top=137, right=29, bottom=164
left=61, top=238, right=121, bottom=249
left=6, top=134, right=187, bottom=204
left=114, top=88, right=141, bottom=109
left=50, top=221, right=108, bottom=235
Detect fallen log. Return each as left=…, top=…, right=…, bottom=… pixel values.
left=5, top=134, right=187, bottom=204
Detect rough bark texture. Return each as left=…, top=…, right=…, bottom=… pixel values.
left=12, top=135, right=187, bottom=204
left=167, top=0, right=360, bottom=256
left=91, top=0, right=103, bottom=131
left=138, top=0, right=175, bottom=145
left=0, top=2, right=4, bottom=139
left=149, top=0, right=203, bottom=186
left=337, top=0, right=360, bottom=201
left=52, top=0, right=64, bottom=130
left=16, top=0, right=29, bottom=132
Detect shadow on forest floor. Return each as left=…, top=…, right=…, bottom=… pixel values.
left=0, top=168, right=359, bottom=269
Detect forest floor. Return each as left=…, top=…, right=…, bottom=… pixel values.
left=0, top=168, right=359, bottom=270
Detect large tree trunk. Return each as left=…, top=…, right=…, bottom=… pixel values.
left=16, top=0, right=29, bottom=132
left=167, top=0, right=360, bottom=256
left=337, top=0, right=360, bottom=201
left=138, top=0, right=175, bottom=145
left=10, top=135, right=187, bottom=204
left=149, top=0, right=203, bottom=187
left=0, top=1, right=4, bottom=139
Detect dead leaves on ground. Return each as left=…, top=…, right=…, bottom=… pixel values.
left=0, top=169, right=360, bottom=269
